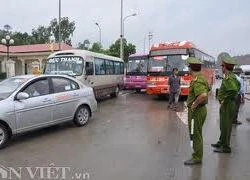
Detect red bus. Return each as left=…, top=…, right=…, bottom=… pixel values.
left=146, top=41, right=215, bottom=97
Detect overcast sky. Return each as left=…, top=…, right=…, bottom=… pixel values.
left=0, top=0, right=249, bottom=57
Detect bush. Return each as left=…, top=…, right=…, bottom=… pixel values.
left=0, top=72, right=7, bottom=79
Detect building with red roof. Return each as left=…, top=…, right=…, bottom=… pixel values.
left=0, top=43, right=73, bottom=77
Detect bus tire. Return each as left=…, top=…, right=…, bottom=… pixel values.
left=111, top=86, right=119, bottom=98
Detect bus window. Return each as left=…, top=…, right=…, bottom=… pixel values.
left=114, top=62, right=121, bottom=74
left=95, top=58, right=105, bottom=75
left=106, top=60, right=114, bottom=75
left=120, top=63, right=124, bottom=74
left=86, top=62, right=94, bottom=75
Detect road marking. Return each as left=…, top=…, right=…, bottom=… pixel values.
left=176, top=109, right=188, bottom=125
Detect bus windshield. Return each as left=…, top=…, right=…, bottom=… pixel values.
left=127, top=58, right=147, bottom=75
left=45, top=56, right=84, bottom=76
left=148, top=55, right=189, bottom=74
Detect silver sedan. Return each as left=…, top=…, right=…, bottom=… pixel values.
left=0, top=75, right=97, bottom=149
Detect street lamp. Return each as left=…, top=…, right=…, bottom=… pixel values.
left=120, top=12, right=136, bottom=61
left=1, top=35, right=14, bottom=78
left=122, top=13, right=137, bottom=36
left=95, top=22, right=102, bottom=46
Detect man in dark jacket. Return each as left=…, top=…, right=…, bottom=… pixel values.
left=168, top=68, right=180, bottom=110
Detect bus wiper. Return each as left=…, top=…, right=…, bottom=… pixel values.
left=60, top=73, right=76, bottom=78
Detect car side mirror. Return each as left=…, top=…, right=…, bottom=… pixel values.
left=16, top=92, right=30, bottom=101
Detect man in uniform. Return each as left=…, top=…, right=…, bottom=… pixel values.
left=184, top=57, right=209, bottom=165
left=211, top=53, right=240, bottom=153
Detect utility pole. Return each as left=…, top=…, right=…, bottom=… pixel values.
left=148, top=32, right=153, bottom=51
left=120, top=0, right=124, bottom=61
left=143, top=37, right=146, bottom=54
left=59, top=0, right=62, bottom=51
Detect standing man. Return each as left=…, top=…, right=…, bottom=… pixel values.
left=184, top=57, right=209, bottom=165
left=211, top=53, right=240, bottom=153
left=232, top=67, right=244, bottom=125
left=168, top=68, right=180, bottom=110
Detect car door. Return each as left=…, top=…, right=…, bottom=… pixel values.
left=14, top=78, right=53, bottom=133
left=51, top=77, right=81, bottom=122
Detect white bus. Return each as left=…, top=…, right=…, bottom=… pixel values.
left=45, top=50, right=124, bottom=98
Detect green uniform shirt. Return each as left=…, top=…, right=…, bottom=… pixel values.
left=218, top=72, right=240, bottom=103
left=187, top=73, right=210, bottom=107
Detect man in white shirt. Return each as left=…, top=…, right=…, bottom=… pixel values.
left=233, top=67, right=244, bottom=125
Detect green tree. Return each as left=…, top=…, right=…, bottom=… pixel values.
left=89, top=42, right=104, bottom=53
left=49, top=17, right=76, bottom=45
left=108, top=38, right=136, bottom=62
left=3, top=24, right=12, bottom=33
left=11, top=32, right=32, bottom=45
left=78, top=39, right=91, bottom=50
left=31, top=26, right=51, bottom=44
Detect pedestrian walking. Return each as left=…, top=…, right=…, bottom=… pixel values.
left=184, top=57, right=209, bottom=166
left=232, top=66, right=244, bottom=125
left=211, top=52, right=240, bottom=153
left=168, top=68, right=180, bottom=110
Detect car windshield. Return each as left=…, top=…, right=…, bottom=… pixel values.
left=0, top=77, right=29, bottom=100
left=148, top=55, right=189, bottom=73
left=127, top=58, right=148, bottom=75
left=45, top=56, right=84, bottom=76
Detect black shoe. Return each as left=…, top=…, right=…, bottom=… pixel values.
left=184, top=159, right=202, bottom=165
left=213, top=147, right=231, bottom=153
left=232, top=121, right=242, bottom=125
left=211, top=143, right=221, bottom=148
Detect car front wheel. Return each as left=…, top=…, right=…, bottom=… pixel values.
left=0, top=124, right=10, bottom=149
left=73, top=106, right=90, bottom=127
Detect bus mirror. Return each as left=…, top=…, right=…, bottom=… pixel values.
left=84, top=74, right=88, bottom=80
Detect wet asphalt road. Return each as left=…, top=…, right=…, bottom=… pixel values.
left=1, top=80, right=250, bottom=180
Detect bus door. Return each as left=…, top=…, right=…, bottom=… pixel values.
left=84, top=61, right=95, bottom=87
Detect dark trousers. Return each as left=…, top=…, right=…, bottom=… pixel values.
left=233, top=94, right=241, bottom=123
left=169, top=91, right=179, bottom=107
